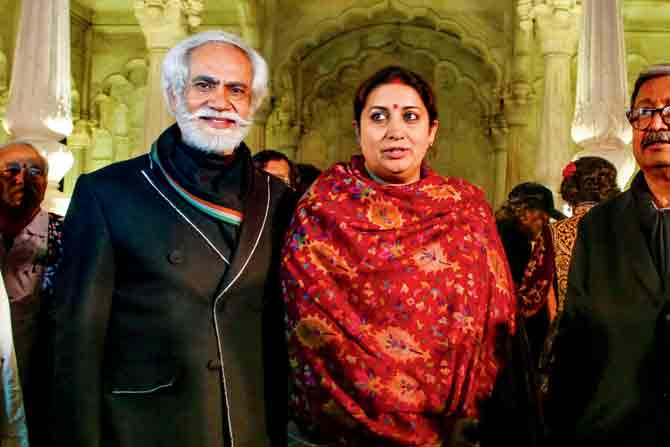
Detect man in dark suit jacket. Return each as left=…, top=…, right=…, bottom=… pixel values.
left=49, top=30, right=293, bottom=447
left=546, top=64, right=670, bottom=446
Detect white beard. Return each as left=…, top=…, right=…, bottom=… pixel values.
left=174, top=98, right=252, bottom=154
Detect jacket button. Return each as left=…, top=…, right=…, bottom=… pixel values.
left=167, top=250, right=184, bottom=264
left=207, top=360, right=221, bottom=370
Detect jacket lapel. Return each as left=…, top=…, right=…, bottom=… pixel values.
left=617, top=192, right=662, bottom=298
left=216, top=167, right=270, bottom=299
left=142, top=154, right=232, bottom=266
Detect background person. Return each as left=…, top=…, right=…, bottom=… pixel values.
left=0, top=141, right=62, bottom=447
left=253, top=149, right=296, bottom=187
left=495, top=183, right=566, bottom=286
left=517, top=157, right=619, bottom=398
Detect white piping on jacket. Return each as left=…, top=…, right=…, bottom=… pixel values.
left=212, top=175, right=271, bottom=447
left=140, top=170, right=230, bottom=265
left=111, top=376, right=176, bottom=395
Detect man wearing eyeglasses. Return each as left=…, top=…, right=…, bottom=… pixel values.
left=0, top=141, right=62, bottom=446
left=545, top=64, right=670, bottom=446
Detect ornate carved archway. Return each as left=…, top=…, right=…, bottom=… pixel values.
left=267, top=1, right=504, bottom=197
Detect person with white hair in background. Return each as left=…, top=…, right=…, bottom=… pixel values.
left=49, top=31, right=294, bottom=446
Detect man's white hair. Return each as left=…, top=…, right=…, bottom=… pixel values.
left=161, top=30, right=269, bottom=115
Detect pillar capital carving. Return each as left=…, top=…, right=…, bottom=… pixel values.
left=489, top=119, right=509, bottom=152
left=503, top=81, right=535, bottom=127
left=134, top=0, right=203, bottom=49
left=532, top=1, right=580, bottom=55
left=517, top=0, right=534, bottom=31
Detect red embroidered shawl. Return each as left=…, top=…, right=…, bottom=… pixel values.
left=281, top=156, right=516, bottom=445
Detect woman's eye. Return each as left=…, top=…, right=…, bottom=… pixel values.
left=370, top=112, right=387, bottom=122
left=404, top=111, right=419, bottom=121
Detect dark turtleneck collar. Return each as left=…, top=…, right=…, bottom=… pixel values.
left=156, top=124, right=251, bottom=214
left=632, top=171, right=670, bottom=282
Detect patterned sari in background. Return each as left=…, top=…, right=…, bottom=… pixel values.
left=281, top=155, right=516, bottom=446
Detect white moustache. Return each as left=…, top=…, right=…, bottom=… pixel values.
left=189, top=109, right=252, bottom=128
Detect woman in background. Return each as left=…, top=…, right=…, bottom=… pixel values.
left=517, top=156, right=619, bottom=396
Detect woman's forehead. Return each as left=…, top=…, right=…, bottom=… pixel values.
left=365, top=83, right=424, bottom=107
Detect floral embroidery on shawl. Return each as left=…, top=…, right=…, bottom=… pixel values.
left=282, top=155, right=516, bottom=445
left=518, top=204, right=593, bottom=318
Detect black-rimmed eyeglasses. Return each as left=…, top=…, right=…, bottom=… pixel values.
left=626, top=105, right=670, bottom=130
left=0, top=162, right=45, bottom=179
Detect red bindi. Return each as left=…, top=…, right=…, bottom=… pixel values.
left=393, top=104, right=399, bottom=109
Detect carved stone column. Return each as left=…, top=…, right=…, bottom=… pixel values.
left=236, top=0, right=259, bottom=49
left=489, top=113, right=509, bottom=206
left=4, top=0, right=74, bottom=215
left=65, top=120, right=91, bottom=195
left=503, top=0, right=534, bottom=194
left=571, top=0, right=635, bottom=188
left=533, top=1, right=580, bottom=195
left=504, top=82, right=533, bottom=192
left=135, top=0, right=202, bottom=154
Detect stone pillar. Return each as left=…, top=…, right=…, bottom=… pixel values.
left=571, top=0, right=635, bottom=188
left=0, top=38, right=9, bottom=144
left=4, top=0, right=74, bottom=215
left=533, top=1, right=580, bottom=195
left=135, top=0, right=203, bottom=154
left=504, top=82, right=533, bottom=192
left=65, top=120, right=91, bottom=195
left=236, top=0, right=259, bottom=49
left=489, top=114, right=509, bottom=206
left=503, top=0, right=534, bottom=194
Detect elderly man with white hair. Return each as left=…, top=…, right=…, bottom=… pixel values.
left=49, top=31, right=293, bottom=446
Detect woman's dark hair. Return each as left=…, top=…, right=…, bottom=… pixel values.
left=252, top=149, right=297, bottom=186
left=353, top=66, right=438, bottom=126
left=560, top=156, right=620, bottom=206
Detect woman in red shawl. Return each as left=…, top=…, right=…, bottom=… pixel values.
left=282, top=66, right=516, bottom=446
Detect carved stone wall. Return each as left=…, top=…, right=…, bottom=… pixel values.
left=86, top=31, right=146, bottom=171
left=273, top=1, right=506, bottom=200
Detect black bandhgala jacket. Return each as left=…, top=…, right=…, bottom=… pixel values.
left=48, top=127, right=294, bottom=447
left=546, top=189, right=670, bottom=447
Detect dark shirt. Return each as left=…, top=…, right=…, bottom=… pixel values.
left=496, top=218, right=532, bottom=285
left=157, top=127, right=252, bottom=259
left=632, top=172, right=670, bottom=284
